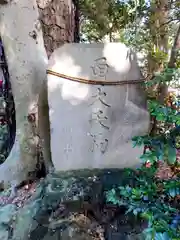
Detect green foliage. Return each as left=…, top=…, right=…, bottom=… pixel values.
left=80, top=2, right=180, bottom=239
left=107, top=66, right=180, bottom=239
left=148, top=100, right=179, bottom=124
left=132, top=103, right=179, bottom=166
left=106, top=167, right=180, bottom=239
left=146, top=68, right=180, bottom=88
left=79, top=0, right=146, bottom=42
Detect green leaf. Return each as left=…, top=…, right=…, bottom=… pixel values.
left=155, top=232, right=170, bottom=240
left=132, top=136, right=144, bottom=147
left=141, top=212, right=153, bottom=221
left=167, top=144, right=176, bottom=165
left=168, top=188, right=177, bottom=197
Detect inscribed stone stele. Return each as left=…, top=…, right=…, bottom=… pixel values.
left=47, top=43, right=150, bottom=171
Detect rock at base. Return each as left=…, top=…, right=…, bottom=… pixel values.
left=0, top=169, right=145, bottom=240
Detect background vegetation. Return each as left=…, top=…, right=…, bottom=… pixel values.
left=79, top=0, right=180, bottom=238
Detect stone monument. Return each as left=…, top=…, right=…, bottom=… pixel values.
left=47, top=43, right=150, bottom=171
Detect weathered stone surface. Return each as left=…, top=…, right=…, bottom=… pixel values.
left=0, top=204, right=16, bottom=224
left=0, top=204, right=17, bottom=240
left=0, top=227, right=8, bottom=240
left=0, top=0, right=51, bottom=186
left=13, top=200, right=42, bottom=240
left=47, top=43, right=150, bottom=171
left=0, top=170, right=145, bottom=240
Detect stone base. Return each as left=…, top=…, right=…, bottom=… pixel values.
left=0, top=169, right=146, bottom=240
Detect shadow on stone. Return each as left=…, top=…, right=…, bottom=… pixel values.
left=10, top=169, right=145, bottom=240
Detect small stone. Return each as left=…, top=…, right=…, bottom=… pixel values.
left=0, top=204, right=17, bottom=224
left=0, top=227, right=8, bottom=240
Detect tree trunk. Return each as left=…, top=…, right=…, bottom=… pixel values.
left=37, top=0, right=76, bottom=58
left=148, top=0, right=169, bottom=103
left=0, top=0, right=50, bottom=187
left=73, top=0, right=80, bottom=42
left=36, top=0, right=77, bottom=174
left=0, top=0, right=77, bottom=187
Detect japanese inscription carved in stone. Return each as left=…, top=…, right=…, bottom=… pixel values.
left=47, top=43, right=150, bottom=171
left=89, top=58, right=111, bottom=154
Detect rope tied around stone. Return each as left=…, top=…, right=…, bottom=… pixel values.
left=47, top=69, right=146, bottom=86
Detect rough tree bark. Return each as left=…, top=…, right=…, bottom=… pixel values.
left=168, top=24, right=180, bottom=68
left=36, top=0, right=77, bottom=175
left=147, top=0, right=169, bottom=103
left=37, top=0, right=76, bottom=57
